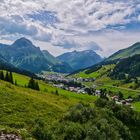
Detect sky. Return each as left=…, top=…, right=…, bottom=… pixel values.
left=0, top=0, right=140, bottom=57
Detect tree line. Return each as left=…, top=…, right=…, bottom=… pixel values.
left=27, top=77, right=40, bottom=91
left=0, top=70, right=14, bottom=84
left=109, top=54, right=140, bottom=80
left=0, top=70, right=40, bottom=91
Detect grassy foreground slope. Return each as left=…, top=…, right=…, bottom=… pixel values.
left=0, top=73, right=97, bottom=139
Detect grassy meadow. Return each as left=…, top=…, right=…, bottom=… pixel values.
left=0, top=72, right=97, bottom=139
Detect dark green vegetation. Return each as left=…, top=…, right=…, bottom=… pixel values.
left=57, top=50, right=103, bottom=71
left=107, top=42, right=140, bottom=61
left=31, top=99, right=140, bottom=140
left=0, top=71, right=13, bottom=84
left=110, top=54, right=140, bottom=78
left=0, top=38, right=73, bottom=73
left=28, top=77, right=40, bottom=91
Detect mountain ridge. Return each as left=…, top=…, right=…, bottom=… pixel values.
left=57, top=49, right=103, bottom=71
left=0, top=38, right=73, bottom=73
left=107, top=42, right=140, bottom=61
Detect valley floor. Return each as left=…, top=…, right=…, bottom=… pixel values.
left=70, top=65, right=140, bottom=112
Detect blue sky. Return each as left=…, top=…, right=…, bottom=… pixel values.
left=0, top=0, right=140, bottom=56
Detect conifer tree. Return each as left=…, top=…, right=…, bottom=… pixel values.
left=0, top=71, right=4, bottom=80
left=28, top=77, right=40, bottom=91
left=9, top=71, right=14, bottom=84
left=28, top=77, right=35, bottom=89
left=35, top=82, right=40, bottom=91
left=15, top=80, right=17, bottom=86
left=5, top=71, right=9, bottom=82
left=55, top=89, right=59, bottom=95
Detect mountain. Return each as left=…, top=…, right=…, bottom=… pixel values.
left=42, top=50, right=73, bottom=73
left=0, top=54, right=35, bottom=77
left=0, top=54, right=14, bottom=69
left=57, top=50, right=103, bottom=71
left=0, top=43, right=9, bottom=48
left=42, top=50, right=59, bottom=65
left=0, top=38, right=73, bottom=73
left=107, top=42, right=140, bottom=61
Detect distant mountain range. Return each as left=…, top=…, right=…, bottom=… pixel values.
left=0, top=38, right=103, bottom=73
left=0, top=38, right=73, bottom=73
left=57, top=50, right=103, bottom=71
left=0, top=37, right=140, bottom=76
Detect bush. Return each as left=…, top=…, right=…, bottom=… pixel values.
left=32, top=119, right=52, bottom=140
left=52, top=101, right=140, bottom=140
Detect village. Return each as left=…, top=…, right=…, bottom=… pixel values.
left=39, top=73, right=134, bottom=108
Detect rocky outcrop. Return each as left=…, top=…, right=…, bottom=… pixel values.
left=0, top=131, right=22, bottom=140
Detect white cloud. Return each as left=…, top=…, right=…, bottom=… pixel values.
left=0, top=0, right=139, bottom=57
left=138, top=15, right=140, bottom=21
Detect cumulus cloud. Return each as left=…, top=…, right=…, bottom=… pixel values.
left=52, top=36, right=102, bottom=52
left=0, top=0, right=139, bottom=56
left=138, top=15, right=140, bottom=21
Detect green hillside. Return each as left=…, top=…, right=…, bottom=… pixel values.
left=0, top=72, right=97, bottom=139
left=107, top=42, right=140, bottom=61
left=110, top=54, right=140, bottom=78
left=71, top=63, right=140, bottom=99
left=72, top=65, right=115, bottom=78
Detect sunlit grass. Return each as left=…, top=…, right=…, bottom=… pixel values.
left=132, top=102, right=140, bottom=112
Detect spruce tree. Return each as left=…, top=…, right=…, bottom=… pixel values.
left=55, top=89, right=59, bottom=95
left=9, top=71, right=14, bottom=84
left=28, top=77, right=35, bottom=89
left=28, top=77, right=40, bottom=91
left=35, top=82, right=40, bottom=91
left=15, top=80, right=17, bottom=86
left=0, top=71, right=4, bottom=80
left=5, top=71, right=9, bottom=82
